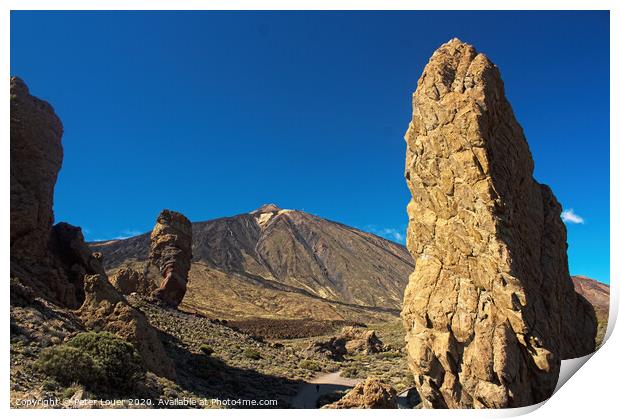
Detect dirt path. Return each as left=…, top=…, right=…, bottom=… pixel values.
left=291, top=371, right=363, bottom=409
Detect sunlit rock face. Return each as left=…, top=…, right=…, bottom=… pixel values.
left=401, top=39, right=596, bottom=408
left=149, top=209, right=193, bottom=307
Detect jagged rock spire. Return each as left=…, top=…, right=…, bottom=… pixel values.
left=401, top=39, right=596, bottom=408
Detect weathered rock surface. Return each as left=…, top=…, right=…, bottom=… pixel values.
left=78, top=274, right=176, bottom=379
left=401, top=39, right=596, bottom=408
left=10, top=78, right=87, bottom=308
left=110, top=267, right=157, bottom=296
left=322, top=377, right=397, bottom=409
left=10, top=76, right=64, bottom=262
left=47, top=222, right=106, bottom=308
left=149, top=210, right=193, bottom=307
left=304, top=327, right=384, bottom=360
left=339, top=326, right=384, bottom=355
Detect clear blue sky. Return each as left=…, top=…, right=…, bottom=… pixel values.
left=10, top=11, right=609, bottom=283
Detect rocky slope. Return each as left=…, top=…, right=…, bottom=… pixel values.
left=572, top=275, right=610, bottom=346
left=91, top=204, right=414, bottom=323
left=401, top=39, right=596, bottom=408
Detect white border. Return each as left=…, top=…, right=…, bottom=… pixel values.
left=1, top=1, right=616, bottom=418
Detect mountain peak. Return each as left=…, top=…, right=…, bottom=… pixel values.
left=250, top=203, right=282, bottom=214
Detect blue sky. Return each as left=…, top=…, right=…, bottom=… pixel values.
left=10, top=11, right=609, bottom=283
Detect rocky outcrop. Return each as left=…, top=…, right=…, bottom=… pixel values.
left=78, top=274, right=176, bottom=379
left=149, top=210, right=192, bottom=307
left=339, top=327, right=384, bottom=355
left=304, top=327, right=384, bottom=360
left=401, top=39, right=596, bottom=408
left=10, top=77, right=64, bottom=262
left=110, top=267, right=157, bottom=296
left=47, top=223, right=106, bottom=308
left=322, top=378, right=397, bottom=409
left=9, top=77, right=175, bottom=381
left=304, top=337, right=348, bottom=361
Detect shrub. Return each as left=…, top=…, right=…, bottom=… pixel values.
left=340, top=366, right=361, bottom=378
left=36, top=345, right=97, bottom=387
left=377, top=351, right=401, bottom=359
left=62, top=386, right=80, bottom=399
left=243, top=348, right=261, bottom=360
left=36, top=331, right=143, bottom=395
left=299, top=360, right=321, bottom=371
left=199, top=344, right=214, bottom=356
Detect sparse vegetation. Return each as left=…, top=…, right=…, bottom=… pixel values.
left=299, top=360, right=321, bottom=371
left=243, top=348, right=261, bottom=360
left=36, top=331, right=144, bottom=395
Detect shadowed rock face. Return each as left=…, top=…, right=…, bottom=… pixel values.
left=149, top=210, right=193, bottom=307
left=401, top=39, right=596, bottom=408
left=10, top=76, right=63, bottom=261
left=47, top=222, right=106, bottom=308
left=10, top=77, right=176, bottom=379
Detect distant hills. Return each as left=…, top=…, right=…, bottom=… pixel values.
left=91, top=204, right=415, bottom=322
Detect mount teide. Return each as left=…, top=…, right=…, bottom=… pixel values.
left=91, top=204, right=414, bottom=322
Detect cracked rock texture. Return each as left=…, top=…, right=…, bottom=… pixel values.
left=149, top=210, right=193, bottom=307
left=401, top=39, right=596, bottom=408
left=78, top=274, right=176, bottom=379
left=323, top=377, right=397, bottom=409
left=110, top=266, right=157, bottom=296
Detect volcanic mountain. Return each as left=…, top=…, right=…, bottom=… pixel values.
left=90, top=204, right=414, bottom=323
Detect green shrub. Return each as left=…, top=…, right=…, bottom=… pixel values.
left=377, top=351, right=401, bottom=359
left=299, top=359, right=321, bottom=371
left=243, top=348, right=261, bottom=360
left=36, top=331, right=143, bottom=395
left=36, top=345, right=97, bottom=386
left=199, top=344, right=214, bottom=356
left=340, top=366, right=361, bottom=378
left=62, top=386, right=79, bottom=399
left=41, top=379, right=59, bottom=391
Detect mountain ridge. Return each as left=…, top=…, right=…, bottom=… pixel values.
left=90, top=205, right=414, bottom=322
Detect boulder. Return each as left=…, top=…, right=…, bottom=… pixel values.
left=304, top=327, right=383, bottom=360
left=322, top=377, right=397, bottom=409
left=339, top=326, right=384, bottom=355
left=304, top=336, right=348, bottom=361
left=401, top=39, right=596, bottom=408
left=149, top=210, right=192, bottom=307
left=78, top=274, right=176, bottom=379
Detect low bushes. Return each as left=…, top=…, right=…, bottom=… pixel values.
left=243, top=348, right=261, bottom=360
left=36, top=331, right=144, bottom=395
left=299, top=359, right=321, bottom=371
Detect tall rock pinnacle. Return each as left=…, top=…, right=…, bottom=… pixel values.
left=10, top=76, right=63, bottom=261
left=401, top=39, right=596, bottom=408
left=149, top=209, right=193, bottom=307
